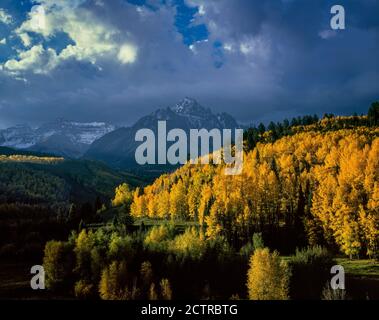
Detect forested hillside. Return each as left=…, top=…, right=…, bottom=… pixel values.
left=0, top=149, right=145, bottom=272
left=130, top=117, right=379, bottom=259
left=0, top=153, right=143, bottom=205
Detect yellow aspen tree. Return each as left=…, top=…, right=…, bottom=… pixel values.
left=130, top=189, right=147, bottom=218
left=247, top=248, right=290, bottom=300
left=198, top=184, right=212, bottom=226
left=359, top=206, right=379, bottom=259
left=157, top=190, right=170, bottom=219
left=169, top=180, right=188, bottom=220
left=112, top=183, right=133, bottom=207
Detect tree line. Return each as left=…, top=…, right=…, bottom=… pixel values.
left=244, top=102, right=379, bottom=150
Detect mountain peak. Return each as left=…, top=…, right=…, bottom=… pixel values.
left=172, top=97, right=211, bottom=116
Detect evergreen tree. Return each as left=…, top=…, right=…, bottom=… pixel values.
left=368, top=101, right=379, bottom=126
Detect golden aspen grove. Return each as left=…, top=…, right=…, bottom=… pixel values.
left=129, top=117, right=379, bottom=260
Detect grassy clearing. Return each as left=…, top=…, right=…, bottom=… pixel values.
left=336, top=258, right=379, bottom=278
left=280, top=257, right=379, bottom=279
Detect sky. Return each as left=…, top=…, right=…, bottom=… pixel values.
left=0, top=0, right=378, bottom=128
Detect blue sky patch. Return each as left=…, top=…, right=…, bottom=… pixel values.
left=173, top=0, right=208, bottom=46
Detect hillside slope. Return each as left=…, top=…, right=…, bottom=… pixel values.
left=129, top=119, right=379, bottom=258
left=0, top=148, right=144, bottom=205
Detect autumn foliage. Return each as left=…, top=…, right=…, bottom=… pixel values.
left=247, top=248, right=290, bottom=300
left=129, top=121, right=379, bottom=258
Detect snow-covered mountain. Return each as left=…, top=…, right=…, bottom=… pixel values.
left=134, top=97, right=239, bottom=131
left=85, top=98, right=241, bottom=171
left=0, top=119, right=115, bottom=158
left=0, top=124, right=38, bottom=149
left=35, top=119, right=115, bottom=145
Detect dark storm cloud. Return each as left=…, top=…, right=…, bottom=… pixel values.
left=0, top=0, right=378, bottom=128
left=186, top=0, right=379, bottom=120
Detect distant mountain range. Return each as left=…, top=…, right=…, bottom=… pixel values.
left=0, top=98, right=241, bottom=173
left=84, top=98, right=240, bottom=172
left=0, top=119, right=115, bottom=158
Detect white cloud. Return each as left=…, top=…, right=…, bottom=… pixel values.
left=0, top=38, right=6, bottom=45
left=3, top=1, right=137, bottom=75
left=4, top=45, right=58, bottom=74
left=0, top=8, right=12, bottom=25
left=19, top=33, right=32, bottom=47
left=118, top=44, right=138, bottom=64
left=56, top=11, right=120, bottom=62
left=17, top=5, right=50, bottom=37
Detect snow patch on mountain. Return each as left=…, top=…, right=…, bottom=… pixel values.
left=0, top=119, right=115, bottom=156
